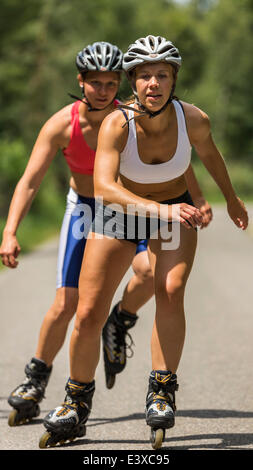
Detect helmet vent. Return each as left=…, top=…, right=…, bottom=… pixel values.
left=123, top=35, right=181, bottom=74
left=76, top=42, right=123, bottom=73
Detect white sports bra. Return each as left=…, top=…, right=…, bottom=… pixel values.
left=119, top=100, right=192, bottom=184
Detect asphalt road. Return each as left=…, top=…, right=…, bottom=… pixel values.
left=0, top=205, right=253, bottom=453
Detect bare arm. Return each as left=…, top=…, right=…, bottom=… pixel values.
left=94, top=112, right=202, bottom=229
left=0, top=112, right=66, bottom=267
left=187, top=106, right=248, bottom=230
left=184, top=164, right=213, bottom=229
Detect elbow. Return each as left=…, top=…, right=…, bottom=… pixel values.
left=94, top=180, right=105, bottom=198
left=17, top=175, right=39, bottom=199
left=94, top=181, right=117, bottom=205
left=94, top=180, right=107, bottom=199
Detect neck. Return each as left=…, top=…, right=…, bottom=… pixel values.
left=135, top=101, right=174, bottom=133
left=79, top=100, right=116, bottom=124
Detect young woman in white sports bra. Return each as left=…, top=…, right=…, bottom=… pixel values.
left=41, top=35, right=248, bottom=449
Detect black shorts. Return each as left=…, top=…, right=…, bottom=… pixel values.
left=92, top=190, right=195, bottom=245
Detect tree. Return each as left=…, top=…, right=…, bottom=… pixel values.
left=190, top=0, right=253, bottom=161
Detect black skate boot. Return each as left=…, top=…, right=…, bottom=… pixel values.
left=102, top=302, right=138, bottom=389
left=145, top=370, right=178, bottom=449
left=8, top=357, right=52, bottom=426
left=39, top=378, right=95, bottom=448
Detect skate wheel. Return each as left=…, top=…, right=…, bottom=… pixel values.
left=8, top=404, right=40, bottom=427
left=150, top=428, right=165, bottom=450
left=8, top=409, right=19, bottom=427
left=34, top=404, right=41, bottom=418
left=39, top=431, right=52, bottom=449
left=106, top=374, right=115, bottom=389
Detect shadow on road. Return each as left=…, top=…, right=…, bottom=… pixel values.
left=87, top=409, right=253, bottom=426
left=1, top=408, right=253, bottom=450
left=1, top=408, right=253, bottom=422
left=51, top=431, right=253, bottom=450
left=161, top=432, right=253, bottom=450
left=177, top=409, right=253, bottom=419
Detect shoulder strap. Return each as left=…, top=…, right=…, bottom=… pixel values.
left=177, top=99, right=185, bottom=116
left=118, top=107, right=128, bottom=121
left=117, top=106, right=130, bottom=129
left=116, top=103, right=146, bottom=128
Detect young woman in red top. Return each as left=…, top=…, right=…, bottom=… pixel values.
left=0, top=42, right=129, bottom=425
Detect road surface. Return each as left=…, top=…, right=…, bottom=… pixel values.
left=0, top=205, right=253, bottom=453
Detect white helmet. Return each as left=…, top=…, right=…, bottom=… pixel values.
left=119, top=36, right=181, bottom=121
left=123, top=35, right=181, bottom=75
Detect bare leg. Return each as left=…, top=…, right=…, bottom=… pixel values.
left=101, top=248, right=154, bottom=389
left=148, top=226, right=197, bottom=373
left=35, top=287, right=78, bottom=366
left=120, top=250, right=154, bottom=313
left=8, top=287, right=78, bottom=427
left=69, top=236, right=136, bottom=383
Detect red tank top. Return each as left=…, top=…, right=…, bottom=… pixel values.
left=62, top=100, right=119, bottom=175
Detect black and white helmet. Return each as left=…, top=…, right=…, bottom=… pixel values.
left=76, top=41, right=123, bottom=74
left=123, top=35, right=181, bottom=75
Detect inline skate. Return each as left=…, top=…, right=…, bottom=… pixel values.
left=102, top=302, right=138, bottom=389
left=39, top=378, right=95, bottom=448
left=145, top=370, right=178, bottom=449
left=8, top=357, right=52, bottom=426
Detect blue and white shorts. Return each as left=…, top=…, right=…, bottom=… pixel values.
left=56, top=188, right=96, bottom=288
left=56, top=188, right=147, bottom=288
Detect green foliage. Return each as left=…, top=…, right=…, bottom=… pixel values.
left=0, top=0, right=252, bottom=250
left=190, top=0, right=253, bottom=161
left=192, top=159, right=253, bottom=202
left=0, top=139, right=28, bottom=215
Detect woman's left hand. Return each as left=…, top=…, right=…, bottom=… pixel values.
left=227, top=196, right=248, bottom=230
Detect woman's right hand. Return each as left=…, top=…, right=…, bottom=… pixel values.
left=0, top=233, right=21, bottom=268
left=160, top=203, right=203, bottom=229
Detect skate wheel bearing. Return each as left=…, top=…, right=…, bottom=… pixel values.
left=150, top=428, right=165, bottom=450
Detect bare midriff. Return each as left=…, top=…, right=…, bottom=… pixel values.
left=69, top=173, right=94, bottom=198
left=119, top=173, right=187, bottom=202
left=69, top=170, right=187, bottom=202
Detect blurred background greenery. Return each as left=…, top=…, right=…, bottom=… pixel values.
left=0, top=0, right=252, bottom=254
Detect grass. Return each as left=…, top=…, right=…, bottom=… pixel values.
left=192, top=160, right=253, bottom=204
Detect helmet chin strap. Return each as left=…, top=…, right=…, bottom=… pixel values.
left=68, top=83, right=117, bottom=112
left=118, top=83, right=176, bottom=127
left=134, top=86, right=175, bottom=118
left=68, top=93, right=117, bottom=112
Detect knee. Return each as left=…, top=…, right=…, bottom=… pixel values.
left=74, top=304, right=106, bottom=336
left=50, top=289, right=78, bottom=323
left=132, top=255, right=153, bottom=284
left=155, top=277, right=185, bottom=304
